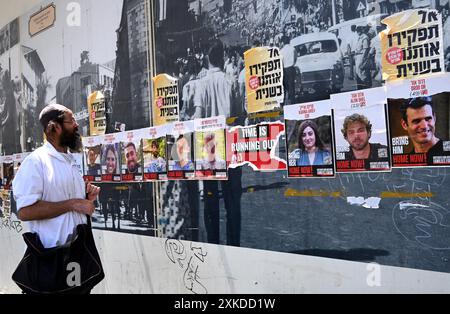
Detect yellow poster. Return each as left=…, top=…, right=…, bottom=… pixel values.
left=87, top=90, right=107, bottom=136
left=381, top=9, right=444, bottom=81
left=244, top=46, right=284, bottom=114
left=152, top=73, right=179, bottom=126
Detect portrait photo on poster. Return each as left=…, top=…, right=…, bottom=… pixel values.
left=2, top=156, right=14, bottom=190
left=101, top=142, right=121, bottom=181
left=387, top=74, right=450, bottom=167
left=167, top=132, right=195, bottom=180
left=99, top=133, right=122, bottom=181
left=284, top=99, right=335, bottom=178
left=332, top=88, right=391, bottom=173
left=121, top=137, right=144, bottom=182
left=83, top=142, right=102, bottom=182
left=195, top=129, right=228, bottom=179
left=143, top=136, right=167, bottom=180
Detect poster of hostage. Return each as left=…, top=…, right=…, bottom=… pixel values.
left=387, top=73, right=450, bottom=168
left=142, top=125, right=168, bottom=181
left=100, top=133, right=122, bottom=182
left=226, top=121, right=287, bottom=171
left=1, top=155, right=14, bottom=189
left=120, top=129, right=144, bottom=182
left=194, top=116, right=228, bottom=179
left=381, top=9, right=444, bottom=81
left=152, top=74, right=180, bottom=126
left=0, top=189, right=11, bottom=218
left=245, top=46, right=284, bottom=113
left=82, top=136, right=102, bottom=182
left=284, top=99, right=335, bottom=178
left=332, top=87, right=391, bottom=173
left=167, top=121, right=196, bottom=180
left=13, top=152, right=29, bottom=175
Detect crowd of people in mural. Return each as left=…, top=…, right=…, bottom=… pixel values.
left=163, top=0, right=450, bottom=116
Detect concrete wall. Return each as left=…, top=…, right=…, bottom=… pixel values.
left=2, top=222, right=450, bottom=294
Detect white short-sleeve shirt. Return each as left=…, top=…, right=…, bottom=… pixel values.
left=12, top=142, right=87, bottom=248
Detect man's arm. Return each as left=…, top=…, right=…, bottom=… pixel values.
left=18, top=199, right=95, bottom=221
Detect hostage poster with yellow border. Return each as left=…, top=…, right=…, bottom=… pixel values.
left=381, top=9, right=444, bottom=81
left=245, top=46, right=284, bottom=114
left=152, top=73, right=179, bottom=126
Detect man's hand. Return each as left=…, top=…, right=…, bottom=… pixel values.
left=68, top=199, right=95, bottom=216
left=86, top=180, right=101, bottom=201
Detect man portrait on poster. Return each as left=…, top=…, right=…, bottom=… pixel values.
left=400, top=97, right=446, bottom=162
left=144, top=139, right=166, bottom=173
left=85, top=146, right=102, bottom=176
left=341, top=113, right=388, bottom=162
left=123, top=142, right=142, bottom=174
left=197, top=132, right=226, bottom=171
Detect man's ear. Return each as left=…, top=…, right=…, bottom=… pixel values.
left=46, top=121, right=56, bottom=133
left=401, top=119, right=408, bottom=131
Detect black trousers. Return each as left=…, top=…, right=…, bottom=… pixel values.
left=203, top=168, right=242, bottom=246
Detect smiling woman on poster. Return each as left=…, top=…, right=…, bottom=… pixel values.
left=102, top=144, right=119, bottom=175
left=289, top=120, right=332, bottom=166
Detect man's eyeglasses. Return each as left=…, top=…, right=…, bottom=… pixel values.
left=62, top=117, right=77, bottom=125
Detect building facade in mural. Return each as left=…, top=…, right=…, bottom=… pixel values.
left=56, top=51, right=115, bottom=136
left=111, top=0, right=150, bottom=131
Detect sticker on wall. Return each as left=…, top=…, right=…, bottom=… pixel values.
left=82, top=136, right=102, bottom=182
left=332, top=87, right=391, bottom=173
left=284, top=100, right=335, bottom=178
left=226, top=121, right=287, bottom=171
left=152, top=73, right=180, bottom=126
left=381, top=9, right=444, bottom=81
left=167, top=121, right=195, bottom=180
left=245, top=46, right=284, bottom=113
left=387, top=73, right=450, bottom=167
left=119, top=129, right=144, bottom=182
left=142, top=125, right=168, bottom=181
left=194, top=116, right=227, bottom=180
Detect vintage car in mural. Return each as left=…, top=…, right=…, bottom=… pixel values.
left=290, top=32, right=345, bottom=97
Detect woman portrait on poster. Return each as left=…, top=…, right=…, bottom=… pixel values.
left=103, top=144, right=119, bottom=175
left=289, top=120, right=332, bottom=166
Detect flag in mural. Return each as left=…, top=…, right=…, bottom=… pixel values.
left=152, top=74, right=180, bottom=126
left=381, top=9, right=444, bottom=81
left=245, top=46, right=284, bottom=113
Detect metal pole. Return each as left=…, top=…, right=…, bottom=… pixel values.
left=331, top=0, right=336, bottom=26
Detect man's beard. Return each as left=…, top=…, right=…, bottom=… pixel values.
left=60, top=127, right=83, bottom=153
